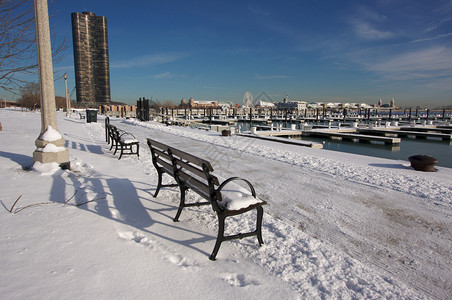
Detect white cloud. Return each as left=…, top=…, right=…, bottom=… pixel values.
left=351, top=20, right=394, bottom=40
left=365, top=47, right=452, bottom=80
left=409, top=32, right=452, bottom=44
left=248, top=6, right=270, bottom=16
left=111, top=52, right=186, bottom=69
left=153, top=72, right=173, bottom=79
left=152, top=72, right=187, bottom=79
left=255, top=73, right=289, bottom=79
left=202, top=85, right=227, bottom=89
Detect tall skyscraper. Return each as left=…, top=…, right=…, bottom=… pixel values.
left=71, top=12, right=111, bottom=104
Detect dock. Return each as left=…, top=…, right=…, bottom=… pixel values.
left=358, top=129, right=452, bottom=141
left=303, top=130, right=401, bottom=145
left=399, top=126, right=452, bottom=134
left=253, top=130, right=302, bottom=137
left=238, top=133, right=323, bottom=148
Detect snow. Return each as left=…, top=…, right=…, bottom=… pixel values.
left=32, top=161, right=60, bottom=175
left=39, top=125, right=62, bottom=142
left=35, top=143, right=66, bottom=153
left=1, top=109, right=451, bottom=299
left=120, top=135, right=138, bottom=144
left=218, top=181, right=266, bottom=211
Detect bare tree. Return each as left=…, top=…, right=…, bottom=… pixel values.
left=16, top=82, right=40, bottom=110
left=0, top=0, right=66, bottom=93
left=161, top=99, right=176, bottom=108
left=17, top=82, right=67, bottom=110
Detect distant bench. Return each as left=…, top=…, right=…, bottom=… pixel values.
left=79, top=113, right=85, bottom=119
left=147, top=137, right=267, bottom=260
left=105, top=117, right=139, bottom=160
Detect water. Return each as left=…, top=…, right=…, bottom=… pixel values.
left=237, top=121, right=452, bottom=169
left=296, top=136, right=451, bottom=168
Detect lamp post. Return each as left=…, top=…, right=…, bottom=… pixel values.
left=64, top=73, right=71, bottom=117
left=32, top=0, right=69, bottom=169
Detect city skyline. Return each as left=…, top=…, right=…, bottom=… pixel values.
left=6, top=0, right=452, bottom=107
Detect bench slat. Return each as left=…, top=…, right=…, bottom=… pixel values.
left=153, top=148, right=172, bottom=163
left=147, top=138, right=170, bottom=153
left=156, top=157, right=174, bottom=174
left=178, top=171, right=211, bottom=198
left=174, top=159, right=220, bottom=186
left=175, top=158, right=205, bottom=178
left=170, top=147, right=214, bottom=171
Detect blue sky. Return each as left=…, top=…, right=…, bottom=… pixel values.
left=45, top=1, right=452, bottom=107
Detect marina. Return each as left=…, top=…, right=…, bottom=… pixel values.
left=136, top=108, right=452, bottom=168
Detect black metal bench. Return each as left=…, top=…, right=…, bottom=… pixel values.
left=105, top=117, right=140, bottom=160
left=147, top=137, right=267, bottom=260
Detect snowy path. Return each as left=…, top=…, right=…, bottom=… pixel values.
left=2, top=110, right=451, bottom=299
left=111, top=117, right=452, bottom=299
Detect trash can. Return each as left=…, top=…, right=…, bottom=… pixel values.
left=86, top=109, right=97, bottom=123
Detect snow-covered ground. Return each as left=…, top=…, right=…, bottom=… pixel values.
left=1, top=109, right=451, bottom=299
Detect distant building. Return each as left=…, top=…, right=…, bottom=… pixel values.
left=390, top=97, right=395, bottom=108
left=179, top=98, right=220, bottom=109
left=275, top=95, right=307, bottom=110
left=380, top=98, right=398, bottom=108
left=71, top=12, right=111, bottom=104
left=255, top=100, right=276, bottom=108
left=218, top=101, right=234, bottom=109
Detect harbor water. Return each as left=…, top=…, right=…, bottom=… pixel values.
left=295, top=136, right=451, bottom=168
left=238, top=121, right=452, bottom=169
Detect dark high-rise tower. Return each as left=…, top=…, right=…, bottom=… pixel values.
left=71, top=12, right=111, bottom=104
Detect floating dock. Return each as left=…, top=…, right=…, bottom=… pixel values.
left=302, top=130, right=401, bottom=145
left=399, top=126, right=452, bottom=134
left=238, top=133, right=323, bottom=148
left=358, top=129, right=452, bottom=141
left=253, top=130, right=302, bottom=137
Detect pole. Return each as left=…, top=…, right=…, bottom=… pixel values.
left=64, top=73, right=70, bottom=117
left=32, top=0, right=69, bottom=169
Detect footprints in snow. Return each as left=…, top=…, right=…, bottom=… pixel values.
left=117, top=230, right=198, bottom=271
left=219, top=272, right=260, bottom=287
left=117, top=230, right=261, bottom=287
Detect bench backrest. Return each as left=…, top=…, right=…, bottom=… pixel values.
left=147, top=138, right=175, bottom=176
left=168, top=146, right=221, bottom=208
left=109, top=125, right=120, bottom=141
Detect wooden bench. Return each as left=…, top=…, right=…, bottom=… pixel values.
left=147, top=137, right=267, bottom=260
left=105, top=117, right=140, bottom=160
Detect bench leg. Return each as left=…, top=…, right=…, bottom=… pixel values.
left=118, top=145, right=124, bottom=160
left=209, top=214, right=226, bottom=261
left=136, top=143, right=140, bottom=157
left=153, top=170, right=163, bottom=197
left=256, top=206, right=264, bottom=246
left=173, top=186, right=187, bottom=222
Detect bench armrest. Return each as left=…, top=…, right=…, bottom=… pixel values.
left=216, top=177, right=256, bottom=198
left=119, top=131, right=136, bottom=139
